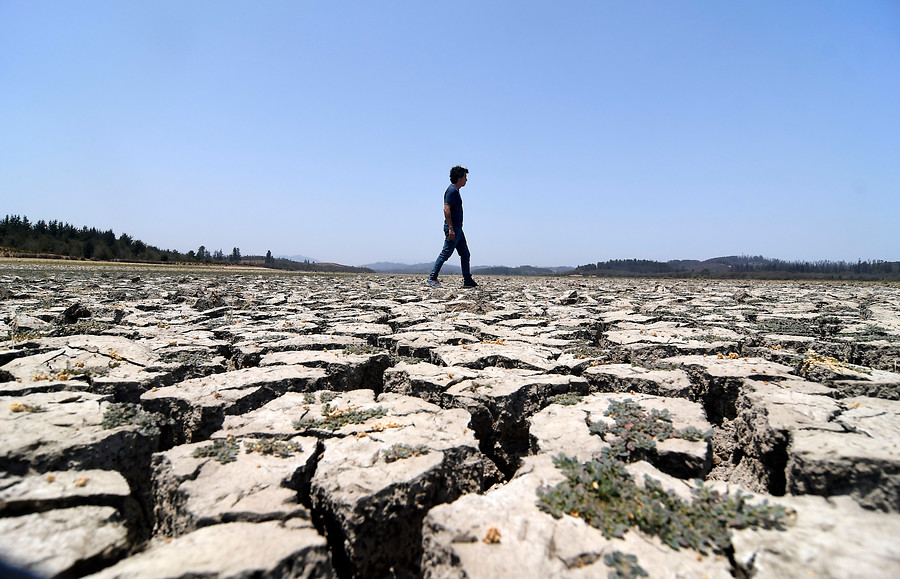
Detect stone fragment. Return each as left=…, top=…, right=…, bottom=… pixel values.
left=308, top=392, right=499, bottom=578
left=378, top=329, right=478, bottom=359
left=422, top=455, right=733, bottom=579
left=87, top=520, right=332, bottom=579
left=0, top=392, right=157, bottom=486
left=662, top=355, right=798, bottom=425
left=382, top=361, right=479, bottom=405
left=793, top=352, right=900, bottom=399
left=0, top=470, right=131, bottom=517
left=0, top=506, right=129, bottom=578
left=152, top=434, right=318, bottom=536
left=0, top=335, right=168, bottom=401
left=787, top=397, right=900, bottom=512
left=431, top=341, right=560, bottom=372
left=230, top=333, right=367, bottom=367
left=61, top=302, right=93, bottom=324
left=226, top=389, right=379, bottom=439
left=326, top=322, right=393, bottom=344
left=444, top=372, right=590, bottom=473
left=667, top=354, right=796, bottom=382
left=582, top=363, right=693, bottom=398
left=731, top=378, right=900, bottom=510
left=850, top=339, right=900, bottom=373
left=259, top=349, right=391, bottom=392
left=141, top=365, right=327, bottom=443
left=732, top=494, right=900, bottom=578
left=729, top=378, right=843, bottom=492
left=11, top=313, right=50, bottom=333
left=529, top=393, right=712, bottom=479
left=603, top=321, right=741, bottom=361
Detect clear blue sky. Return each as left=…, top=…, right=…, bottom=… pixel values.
left=2, top=1, right=898, bottom=267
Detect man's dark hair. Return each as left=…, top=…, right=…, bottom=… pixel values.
left=450, top=166, right=469, bottom=184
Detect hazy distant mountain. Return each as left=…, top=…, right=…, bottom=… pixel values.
left=362, top=262, right=461, bottom=274
left=475, top=265, right=575, bottom=275
left=361, top=262, right=574, bottom=275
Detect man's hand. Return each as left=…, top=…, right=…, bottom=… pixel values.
left=443, top=203, right=455, bottom=241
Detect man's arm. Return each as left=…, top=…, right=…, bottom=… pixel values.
left=444, top=203, right=455, bottom=240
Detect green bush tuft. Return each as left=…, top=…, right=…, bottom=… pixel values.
left=292, top=403, right=387, bottom=432
left=101, top=402, right=170, bottom=437
left=537, top=453, right=790, bottom=555
left=192, top=437, right=240, bottom=464
left=383, top=443, right=430, bottom=462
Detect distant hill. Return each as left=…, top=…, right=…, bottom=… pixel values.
left=570, top=255, right=900, bottom=280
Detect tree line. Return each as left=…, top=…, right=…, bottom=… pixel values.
left=0, top=214, right=247, bottom=264
left=0, top=214, right=371, bottom=273
left=0, top=215, right=177, bottom=262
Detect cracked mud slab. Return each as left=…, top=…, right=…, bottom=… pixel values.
left=2, top=265, right=900, bottom=578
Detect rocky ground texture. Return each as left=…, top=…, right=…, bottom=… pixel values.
left=1, top=263, right=899, bottom=578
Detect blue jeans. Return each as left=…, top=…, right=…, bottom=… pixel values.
left=430, top=224, right=471, bottom=280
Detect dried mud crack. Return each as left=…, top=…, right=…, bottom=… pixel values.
left=2, top=265, right=900, bottom=578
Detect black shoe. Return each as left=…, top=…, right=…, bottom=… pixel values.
left=463, top=278, right=478, bottom=288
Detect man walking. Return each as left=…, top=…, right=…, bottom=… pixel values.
left=427, top=166, right=477, bottom=288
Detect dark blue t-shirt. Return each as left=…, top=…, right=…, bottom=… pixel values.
left=444, top=184, right=463, bottom=229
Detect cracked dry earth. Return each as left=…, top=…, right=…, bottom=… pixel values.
left=1, top=264, right=900, bottom=578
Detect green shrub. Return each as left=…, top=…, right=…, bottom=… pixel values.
left=244, top=439, right=302, bottom=458
left=293, top=403, right=387, bottom=431
left=192, top=437, right=240, bottom=464
left=383, top=443, right=430, bottom=462
left=343, top=344, right=379, bottom=356
left=588, top=399, right=675, bottom=461
left=101, top=402, right=170, bottom=437
left=604, top=551, right=648, bottom=579
left=537, top=453, right=790, bottom=555
left=676, top=425, right=714, bottom=442
left=547, top=392, right=584, bottom=406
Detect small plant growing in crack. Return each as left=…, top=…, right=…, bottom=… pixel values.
left=588, top=399, right=675, bottom=461
left=676, top=425, right=714, bottom=442
left=537, top=453, right=791, bottom=555
left=565, top=345, right=607, bottom=360
left=244, top=439, right=302, bottom=458
left=382, top=443, right=430, bottom=462
left=343, top=344, right=380, bottom=356
left=632, top=360, right=686, bottom=371
left=192, top=437, right=240, bottom=464
left=462, top=381, right=490, bottom=393
left=547, top=392, right=584, bottom=406
left=319, top=391, right=337, bottom=404
left=390, top=355, right=423, bottom=365
left=292, top=403, right=387, bottom=431
left=588, top=399, right=713, bottom=460
left=101, top=402, right=171, bottom=437
left=604, top=551, right=648, bottom=579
